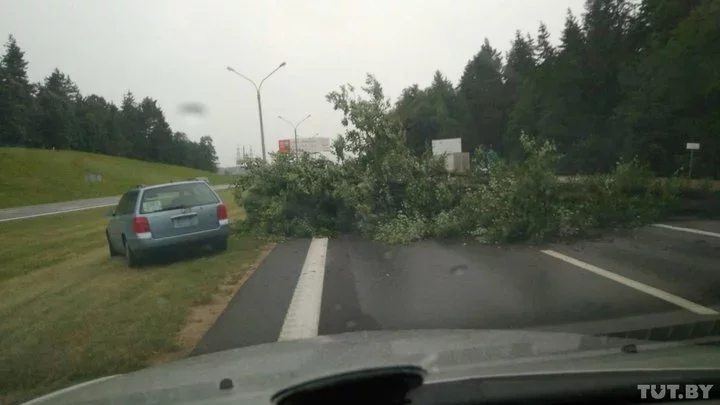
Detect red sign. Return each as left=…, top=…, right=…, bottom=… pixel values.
left=278, top=139, right=291, bottom=153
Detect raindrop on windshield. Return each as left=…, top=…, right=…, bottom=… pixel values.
left=178, top=102, right=207, bottom=127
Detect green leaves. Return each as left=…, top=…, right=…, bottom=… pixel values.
left=235, top=75, right=678, bottom=245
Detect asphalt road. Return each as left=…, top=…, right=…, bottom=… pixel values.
left=192, top=219, right=720, bottom=356
left=0, top=184, right=231, bottom=222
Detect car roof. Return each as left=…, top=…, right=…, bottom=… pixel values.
left=128, top=180, right=207, bottom=193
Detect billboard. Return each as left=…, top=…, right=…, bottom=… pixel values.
left=432, top=138, right=462, bottom=156
left=278, top=137, right=331, bottom=154
left=278, top=139, right=292, bottom=153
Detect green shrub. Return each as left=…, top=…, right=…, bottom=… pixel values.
left=233, top=154, right=353, bottom=238
left=568, top=159, right=683, bottom=229
left=233, top=74, right=681, bottom=245
left=373, top=213, right=430, bottom=244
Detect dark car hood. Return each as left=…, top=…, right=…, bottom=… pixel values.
left=24, top=329, right=720, bottom=405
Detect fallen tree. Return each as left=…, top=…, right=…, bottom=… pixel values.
left=234, top=74, right=684, bottom=244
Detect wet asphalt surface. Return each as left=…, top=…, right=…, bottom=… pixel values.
left=192, top=219, right=720, bottom=356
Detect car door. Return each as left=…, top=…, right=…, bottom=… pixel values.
left=109, top=191, right=138, bottom=245
left=108, top=192, right=128, bottom=244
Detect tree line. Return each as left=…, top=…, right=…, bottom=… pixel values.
left=394, top=0, right=719, bottom=178
left=0, top=35, right=218, bottom=172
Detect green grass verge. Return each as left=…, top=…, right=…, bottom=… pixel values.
left=0, top=147, right=234, bottom=209
left=0, top=190, right=269, bottom=405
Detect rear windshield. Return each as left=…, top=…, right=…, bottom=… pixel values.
left=139, top=183, right=220, bottom=214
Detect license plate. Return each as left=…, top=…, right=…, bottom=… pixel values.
left=173, top=216, right=198, bottom=229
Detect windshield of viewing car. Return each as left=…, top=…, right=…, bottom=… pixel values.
left=139, top=183, right=220, bottom=214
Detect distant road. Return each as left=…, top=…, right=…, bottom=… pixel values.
left=0, top=184, right=231, bottom=223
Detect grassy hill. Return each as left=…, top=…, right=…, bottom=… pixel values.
left=0, top=147, right=230, bottom=209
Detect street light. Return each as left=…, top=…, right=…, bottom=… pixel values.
left=278, top=114, right=311, bottom=158
left=226, top=62, right=286, bottom=161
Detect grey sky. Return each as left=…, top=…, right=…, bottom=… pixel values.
left=1, top=0, right=584, bottom=167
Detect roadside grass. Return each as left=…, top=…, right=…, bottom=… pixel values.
left=0, top=190, right=269, bottom=405
left=0, top=147, right=233, bottom=209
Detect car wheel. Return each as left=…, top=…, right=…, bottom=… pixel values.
left=124, top=240, right=140, bottom=268
left=213, top=238, right=228, bottom=252
left=106, top=231, right=119, bottom=257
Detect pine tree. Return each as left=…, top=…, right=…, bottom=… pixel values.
left=458, top=39, right=507, bottom=154
left=0, top=35, right=34, bottom=146
left=535, top=22, right=555, bottom=64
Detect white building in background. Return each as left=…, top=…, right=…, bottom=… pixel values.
left=278, top=137, right=332, bottom=155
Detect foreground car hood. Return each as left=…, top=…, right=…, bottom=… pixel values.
left=25, top=329, right=720, bottom=405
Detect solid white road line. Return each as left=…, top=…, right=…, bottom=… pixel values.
left=541, top=249, right=719, bottom=315
left=653, top=223, right=720, bottom=239
left=277, top=238, right=329, bottom=341
left=0, top=202, right=117, bottom=222
left=0, top=184, right=231, bottom=223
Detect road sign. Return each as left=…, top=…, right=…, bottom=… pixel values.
left=297, top=137, right=331, bottom=154
left=685, top=142, right=701, bottom=178
left=432, top=138, right=462, bottom=156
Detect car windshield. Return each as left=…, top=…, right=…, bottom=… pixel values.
left=2, top=0, right=720, bottom=404
left=139, top=183, right=220, bottom=214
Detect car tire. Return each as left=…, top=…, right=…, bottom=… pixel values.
left=106, top=231, right=120, bottom=257
left=124, top=240, right=141, bottom=268
left=213, top=238, right=228, bottom=252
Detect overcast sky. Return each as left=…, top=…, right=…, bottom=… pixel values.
left=1, top=0, right=585, bottom=167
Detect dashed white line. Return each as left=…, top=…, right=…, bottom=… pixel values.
left=653, top=223, right=720, bottom=239
left=277, top=238, right=329, bottom=341
left=541, top=249, right=719, bottom=316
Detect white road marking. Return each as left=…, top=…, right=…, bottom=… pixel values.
left=278, top=238, right=329, bottom=341
left=0, top=184, right=231, bottom=223
left=541, top=249, right=719, bottom=315
left=0, top=202, right=117, bottom=222
left=653, top=223, right=720, bottom=239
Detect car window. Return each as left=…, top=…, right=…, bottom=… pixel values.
left=139, top=183, right=219, bottom=214
left=116, top=191, right=139, bottom=215
left=114, top=194, right=128, bottom=214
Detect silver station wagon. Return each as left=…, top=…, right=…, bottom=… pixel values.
left=105, top=181, right=230, bottom=267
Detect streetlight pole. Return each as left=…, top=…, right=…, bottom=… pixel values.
left=226, top=62, right=286, bottom=162
left=278, top=114, right=311, bottom=159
